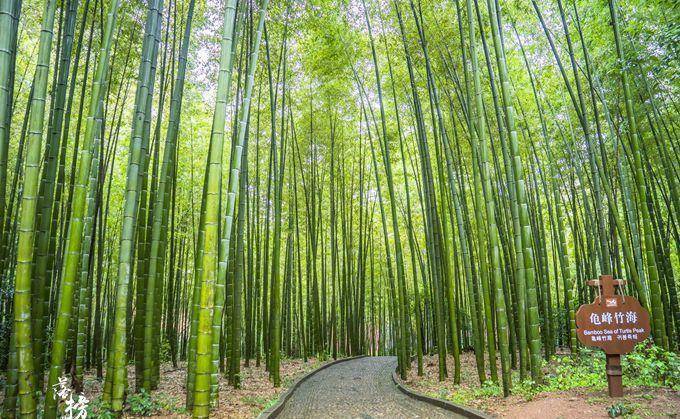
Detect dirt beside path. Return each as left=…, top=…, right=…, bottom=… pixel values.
left=496, top=387, right=679, bottom=418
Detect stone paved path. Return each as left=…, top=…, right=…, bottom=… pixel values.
left=276, top=356, right=465, bottom=418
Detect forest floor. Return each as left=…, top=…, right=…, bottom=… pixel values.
left=399, top=352, right=680, bottom=418
left=81, top=357, right=331, bottom=417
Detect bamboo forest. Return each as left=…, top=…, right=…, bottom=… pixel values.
left=0, top=0, right=678, bottom=417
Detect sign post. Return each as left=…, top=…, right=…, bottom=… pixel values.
left=575, top=274, right=651, bottom=398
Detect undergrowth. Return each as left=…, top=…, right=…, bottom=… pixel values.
left=437, top=341, right=679, bottom=406
left=520, top=341, right=679, bottom=399
left=87, top=389, right=184, bottom=417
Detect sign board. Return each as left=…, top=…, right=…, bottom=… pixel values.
left=575, top=294, right=650, bottom=354
left=575, top=275, right=651, bottom=397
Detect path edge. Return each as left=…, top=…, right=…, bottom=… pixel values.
left=258, top=355, right=367, bottom=418
left=391, top=370, right=494, bottom=419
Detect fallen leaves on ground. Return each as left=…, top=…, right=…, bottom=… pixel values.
left=82, top=357, right=330, bottom=418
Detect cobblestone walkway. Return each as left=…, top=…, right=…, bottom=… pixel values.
left=276, top=356, right=464, bottom=418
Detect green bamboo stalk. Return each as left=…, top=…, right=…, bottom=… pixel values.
left=44, top=0, right=121, bottom=414
left=143, top=0, right=195, bottom=391
left=205, top=0, right=240, bottom=400
left=12, top=0, right=58, bottom=414
left=105, top=0, right=163, bottom=411
left=362, top=0, right=409, bottom=378
left=609, top=0, right=667, bottom=348
left=488, top=0, right=542, bottom=382
left=268, top=8, right=289, bottom=385
left=32, top=0, right=80, bottom=382
left=0, top=0, right=19, bottom=258
left=192, top=1, right=268, bottom=415
left=229, top=136, right=248, bottom=388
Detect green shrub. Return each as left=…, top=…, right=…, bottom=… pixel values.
left=86, top=397, right=116, bottom=419
left=623, top=341, right=680, bottom=389
left=532, top=342, right=680, bottom=394
left=159, top=340, right=171, bottom=363
left=546, top=353, right=605, bottom=391
left=127, top=389, right=160, bottom=416
left=442, top=380, right=502, bottom=405
left=476, top=381, right=503, bottom=397
left=511, top=379, right=539, bottom=400
left=606, top=402, right=634, bottom=417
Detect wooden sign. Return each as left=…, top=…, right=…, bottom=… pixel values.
left=575, top=274, right=651, bottom=397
